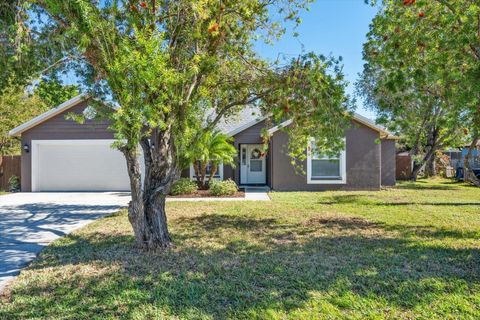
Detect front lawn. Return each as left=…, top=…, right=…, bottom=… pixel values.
left=1, top=178, right=479, bottom=319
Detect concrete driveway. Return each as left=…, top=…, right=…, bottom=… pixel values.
left=0, top=192, right=130, bottom=292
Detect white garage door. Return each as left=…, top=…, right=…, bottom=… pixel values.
left=32, top=140, right=131, bottom=192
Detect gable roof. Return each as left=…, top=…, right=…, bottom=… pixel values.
left=9, top=94, right=398, bottom=139
left=217, top=107, right=266, bottom=137
left=350, top=113, right=399, bottom=139
left=267, top=114, right=399, bottom=140
left=9, top=94, right=89, bottom=137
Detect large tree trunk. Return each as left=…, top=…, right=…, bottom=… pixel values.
left=409, top=126, right=440, bottom=181
left=410, top=148, right=436, bottom=181
left=425, top=153, right=436, bottom=177
left=463, top=135, right=480, bottom=186
left=122, top=128, right=179, bottom=250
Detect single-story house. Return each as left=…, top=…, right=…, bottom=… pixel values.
left=9, top=95, right=398, bottom=192
left=443, top=144, right=480, bottom=169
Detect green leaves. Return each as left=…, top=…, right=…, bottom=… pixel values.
left=358, top=0, right=480, bottom=152
left=0, top=87, right=49, bottom=155
left=34, top=76, right=79, bottom=108
left=261, top=53, right=351, bottom=161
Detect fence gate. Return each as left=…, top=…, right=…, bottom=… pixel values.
left=0, top=155, right=21, bottom=191
left=396, top=153, right=412, bottom=180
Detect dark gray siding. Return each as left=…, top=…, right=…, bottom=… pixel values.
left=20, top=101, right=115, bottom=191
left=381, top=139, right=396, bottom=186
left=270, top=121, right=381, bottom=191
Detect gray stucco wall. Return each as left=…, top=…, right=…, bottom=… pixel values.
left=20, top=101, right=114, bottom=191
left=381, top=139, right=396, bottom=186
left=270, top=121, right=382, bottom=191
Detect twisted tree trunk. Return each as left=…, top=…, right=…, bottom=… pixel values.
left=425, top=153, right=436, bottom=177
left=122, top=128, right=180, bottom=250
left=409, top=126, right=440, bottom=181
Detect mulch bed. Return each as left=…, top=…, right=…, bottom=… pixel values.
left=168, top=189, right=245, bottom=198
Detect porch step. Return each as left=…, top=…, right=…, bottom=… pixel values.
left=244, top=186, right=270, bottom=201
left=241, top=186, right=271, bottom=192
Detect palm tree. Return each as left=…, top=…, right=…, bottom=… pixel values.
left=188, top=131, right=237, bottom=189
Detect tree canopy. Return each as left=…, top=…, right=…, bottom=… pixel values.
left=34, top=76, right=79, bottom=108
left=359, top=0, right=480, bottom=179
left=0, top=0, right=67, bottom=92
left=0, top=87, right=48, bottom=156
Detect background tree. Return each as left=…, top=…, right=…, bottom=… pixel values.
left=0, top=87, right=48, bottom=156
left=0, top=0, right=67, bottom=92
left=360, top=0, right=480, bottom=182
left=29, top=0, right=351, bottom=249
left=187, top=131, right=237, bottom=189
left=358, top=63, right=462, bottom=180
left=34, top=75, right=79, bottom=108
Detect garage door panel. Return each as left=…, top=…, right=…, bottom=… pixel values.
left=33, top=140, right=131, bottom=191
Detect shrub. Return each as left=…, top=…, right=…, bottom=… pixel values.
left=170, top=178, right=197, bottom=195
left=8, top=175, right=20, bottom=192
left=209, top=179, right=238, bottom=196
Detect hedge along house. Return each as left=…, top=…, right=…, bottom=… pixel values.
left=10, top=95, right=398, bottom=192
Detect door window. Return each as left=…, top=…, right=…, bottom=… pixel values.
left=250, top=148, right=263, bottom=172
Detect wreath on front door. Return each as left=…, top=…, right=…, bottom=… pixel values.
left=251, top=148, right=262, bottom=159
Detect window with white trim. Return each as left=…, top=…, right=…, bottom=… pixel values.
left=189, top=161, right=224, bottom=180
left=307, top=141, right=346, bottom=184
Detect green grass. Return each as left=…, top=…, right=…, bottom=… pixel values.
left=1, top=178, right=479, bottom=319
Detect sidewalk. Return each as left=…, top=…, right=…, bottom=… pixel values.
left=166, top=187, right=270, bottom=202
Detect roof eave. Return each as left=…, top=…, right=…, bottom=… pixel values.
left=9, top=93, right=89, bottom=137
left=226, top=116, right=266, bottom=137
left=267, top=114, right=398, bottom=139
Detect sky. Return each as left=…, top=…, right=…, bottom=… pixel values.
left=255, top=0, right=380, bottom=119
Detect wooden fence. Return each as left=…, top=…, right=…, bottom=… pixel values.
left=0, top=155, right=21, bottom=191
left=396, top=153, right=412, bottom=180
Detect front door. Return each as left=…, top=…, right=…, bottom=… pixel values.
left=240, top=144, right=266, bottom=184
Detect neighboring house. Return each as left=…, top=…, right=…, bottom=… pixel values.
left=443, top=144, right=480, bottom=169
left=9, top=95, right=398, bottom=192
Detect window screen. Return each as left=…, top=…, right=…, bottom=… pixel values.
left=250, top=160, right=262, bottom=172
left=311, top=159, right=340, bottom=178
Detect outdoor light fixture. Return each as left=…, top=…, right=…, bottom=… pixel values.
left=23, top=143, right=29, bottom=153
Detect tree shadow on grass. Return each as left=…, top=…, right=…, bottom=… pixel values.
left=1, top=214, right=479, bottom=319
left=317, top=194, right=480, bottom=207
left=395, top=180, right=477, bottom=191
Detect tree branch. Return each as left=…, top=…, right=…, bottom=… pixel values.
left=205, top=90, right=272, bottom=132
